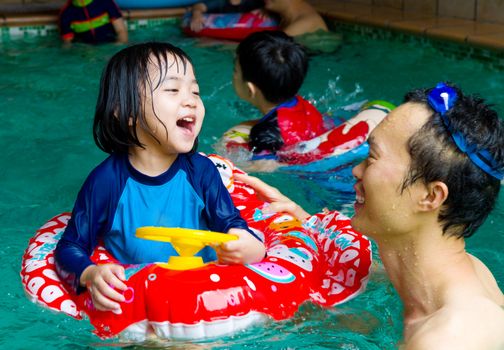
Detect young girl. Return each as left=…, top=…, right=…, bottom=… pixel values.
left=55, top=42, right=265, bottom=313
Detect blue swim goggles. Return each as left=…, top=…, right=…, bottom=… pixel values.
left=427, top=82, right=503, bottom=180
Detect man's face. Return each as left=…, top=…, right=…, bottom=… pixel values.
left=351, top=102, right=431, bottom=240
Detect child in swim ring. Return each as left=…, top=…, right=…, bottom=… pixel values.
left=55, top=42, right=265, bottom=313
left=189, top=0, right=265, bottom=32
left=232, top=30, right=326, bottom=161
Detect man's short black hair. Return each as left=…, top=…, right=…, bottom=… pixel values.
left=403, top=83, right=503, bottom=238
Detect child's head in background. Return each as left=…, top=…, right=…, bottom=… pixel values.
left=233, top=30, right=308, bottom=106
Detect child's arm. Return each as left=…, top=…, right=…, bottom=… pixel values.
left=112, top=18, right=128, bottom=43
left=55, top=193, right=128, bottom=311
left=215, top=228, right=265, bottom=264
left=55, top=162, right=128, bottom=303
left=80, top=264, right=127, bottom=312
left=195, top=156, right=264, bottom=259
left=107, top=0, right=128, bottom=43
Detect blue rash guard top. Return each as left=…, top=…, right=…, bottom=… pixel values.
left=55, top=152, right=256, bottom=292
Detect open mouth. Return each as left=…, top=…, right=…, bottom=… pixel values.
left=176, top=116, right=196, bottom=134
left=354, top=184, right=365, bottom=210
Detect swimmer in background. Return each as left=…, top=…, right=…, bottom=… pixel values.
left=232, top=30, right=327, bottom=171
left=189, top=0, right=265, bottom=32
left=59, top=0, right=128, bottom=45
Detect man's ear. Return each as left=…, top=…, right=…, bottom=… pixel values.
left=418, top=181, right=448, bottom=211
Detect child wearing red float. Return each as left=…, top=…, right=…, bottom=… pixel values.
left=55, top=42, right=265, bottom=314
left=232, top=30, right=326, bottom=161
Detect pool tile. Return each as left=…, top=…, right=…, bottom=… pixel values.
left=373, top=0, right=403, bottom=9
left=403, top=0, right=437, bottom=15
left=468, top=32, right=504, bottom=50
left=427, top=22, right=504, bottom=43
left=351, top=7, right=403, bottom=27
left=389, top=17, right=470, bottom=35
left=4, top=14, right=57, bottom=27
left=124, top=8, right=186, bottom=20
left=314, top=3, right=373, bottom=22
left=477, top=1, right=504, bottom=24
left=438, top=0, right=475, bottom=20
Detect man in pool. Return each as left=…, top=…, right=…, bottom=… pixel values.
left=236, top=82, right=504, bottom=349
left=264, top=0, right=328, bottom=37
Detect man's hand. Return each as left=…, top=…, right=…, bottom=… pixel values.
left=234, top=173, right=311, bottom=221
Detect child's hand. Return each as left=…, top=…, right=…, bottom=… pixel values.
left=80, top=264, right=127, bottom=312
left=215, top=228, right=266, bottom=265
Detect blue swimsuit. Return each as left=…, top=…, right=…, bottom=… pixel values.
left=55, top=152, right=255, bottom=292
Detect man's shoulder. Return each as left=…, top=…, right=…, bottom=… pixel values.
left=406, top=301, right=504, bottom=350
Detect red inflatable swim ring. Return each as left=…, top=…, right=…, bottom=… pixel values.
left=218, top=101, right=395, bottom=171
left=182, top=11, right=279, bottom=41
left=20, top=154, right=372, bottom=341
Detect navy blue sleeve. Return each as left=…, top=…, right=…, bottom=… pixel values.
left=54, top=159, right=116, bottom=293
left=188, top=155, right=261, bottom=241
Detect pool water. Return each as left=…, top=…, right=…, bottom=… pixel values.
left=1, top=20, right=503, bottom=349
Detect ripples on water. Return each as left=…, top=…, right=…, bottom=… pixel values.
left=2, top=20, right=503, bottom=349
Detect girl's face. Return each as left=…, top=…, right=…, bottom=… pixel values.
left=141, top=54, right=205, bottom=155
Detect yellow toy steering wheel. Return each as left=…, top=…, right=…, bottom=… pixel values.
left=136, top=227, right=238, bottom=270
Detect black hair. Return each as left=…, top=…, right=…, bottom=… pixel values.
left=403, top=83, right=503, bottom=238
left=236, top=30, right=308, bottom=104
left=93, top=41, right=198, bottom=154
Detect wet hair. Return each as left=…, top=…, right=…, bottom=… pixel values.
left=402, top=83, right=503, bottom=238
left=236, top=30, right=308, bottom=104
left=93, top=41, right=198, bottom=154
